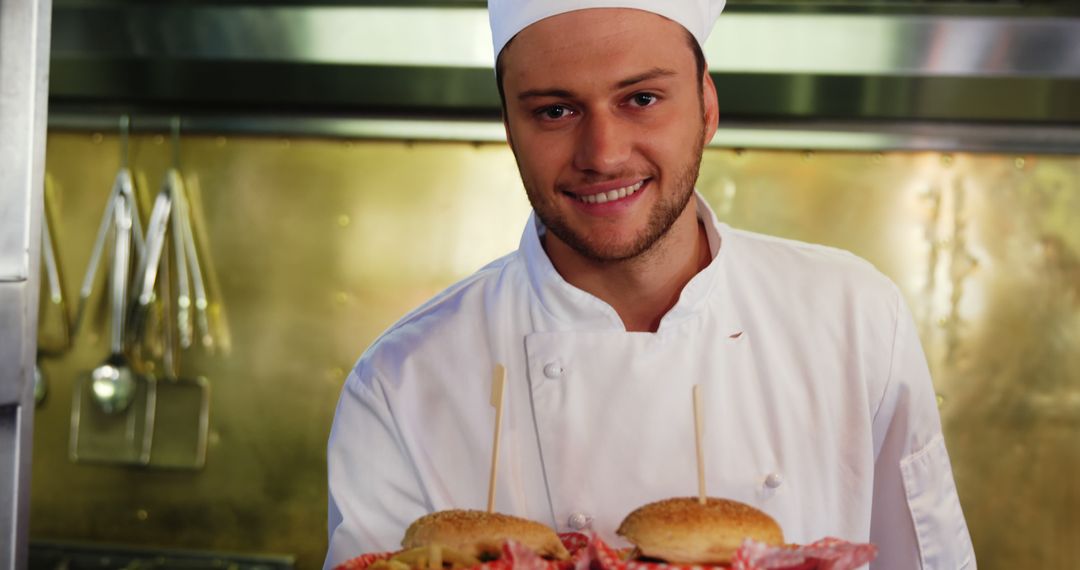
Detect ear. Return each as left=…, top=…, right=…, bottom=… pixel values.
left=701, top=72, right=719, bottom=145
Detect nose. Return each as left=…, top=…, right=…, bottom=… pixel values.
left=572, top=111, right=631, bottom=174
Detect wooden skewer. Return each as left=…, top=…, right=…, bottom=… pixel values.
left=487, top=364, right=507, bottom=513
left=693, top=384, right=707, bottom=505
left=428, top=544, right=442, bottom=570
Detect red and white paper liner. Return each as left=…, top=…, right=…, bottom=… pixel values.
left=504, top=533, right=592, bottom=570
left=335, top=551, right=398, bottom=570
left=334, top=532, right=592, bottom=570
left=591, top=535, right=877, bottom=570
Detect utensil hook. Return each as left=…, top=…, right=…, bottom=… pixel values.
left=119, top=115, right=130, bottom=168
left=170, top=116, right=182, bottom=169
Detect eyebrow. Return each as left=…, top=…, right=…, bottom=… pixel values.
left=615, top=67, right=678, bottom=89
left=517, top=88, right=575, bottom=101
left=516, top=67, right=678, bottom=101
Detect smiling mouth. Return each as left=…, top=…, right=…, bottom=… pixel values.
left=571, top=180, right=646, bottom=204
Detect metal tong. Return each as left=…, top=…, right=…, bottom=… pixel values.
left=129, top=118, right=213, bottom=376
left=73, top=116, right=146, bottom=336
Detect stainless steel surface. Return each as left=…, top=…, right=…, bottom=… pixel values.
left=47, top=4, right=1080, bottom=122
left=1, top=0, right=52, bottom=567
left=46, top=115, right=1080, bottom=155
left=49, top=5, right=1080, bottom=76
left=32, top=132, right=1079, bottom=569
left=34, top=132, right=535, bottom=569
left=0, top=287, right=35, bottom=406
left=29, top=539, right=293, bottom=570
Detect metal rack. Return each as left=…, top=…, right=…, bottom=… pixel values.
left=29, top=541, right=293, bottom=570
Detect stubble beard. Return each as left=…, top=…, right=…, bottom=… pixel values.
left=523, top=128, right=706, bottom=265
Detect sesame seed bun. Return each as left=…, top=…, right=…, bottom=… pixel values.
left=402, top=510, right=570, bottom=561
left=616, top=498, right=784, bottom=565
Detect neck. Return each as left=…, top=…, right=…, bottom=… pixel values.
left=543, top=199, right=712, bottom=332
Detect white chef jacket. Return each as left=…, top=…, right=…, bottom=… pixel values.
left=326, top=193, right=975, bottom=570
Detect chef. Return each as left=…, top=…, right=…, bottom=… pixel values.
left=326, top=1, right=976, bottom=569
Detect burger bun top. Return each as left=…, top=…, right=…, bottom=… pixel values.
left=616, top=497, right=783, bottom=565
left=402, top=510, right=569, bottom=561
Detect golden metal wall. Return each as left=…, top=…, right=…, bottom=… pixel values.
left=34, top=132, right=1079, bottom=569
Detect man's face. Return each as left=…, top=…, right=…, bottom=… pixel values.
left=500, top=8, right=718, bottom=263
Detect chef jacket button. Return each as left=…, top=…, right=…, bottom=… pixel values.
left=764, top=472, right=784, bottom=489
left=567, top=512, right=592, bottom=530
left=543, top=362, right=564, bottom=379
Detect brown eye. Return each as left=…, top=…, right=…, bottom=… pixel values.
left=540, top=105, right=572, bottom=120
left=631, top=93, right=657, bottom=107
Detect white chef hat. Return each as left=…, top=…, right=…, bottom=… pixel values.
left=488, top=0, right=726, bottom=60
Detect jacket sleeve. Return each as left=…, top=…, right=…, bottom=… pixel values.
left=869, top=293, right=976, bottom=569
left=324, top=367, right=429, bottom=570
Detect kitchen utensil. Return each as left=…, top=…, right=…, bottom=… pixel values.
left=149, top=374, right=210, bottom=469
left=73, top=115, right=146, bottom=335
left=176, top=178, right=213, bottom=349
left=38, top=187, right=71, bottom=354
left=90, top=192, right=137, bottom=414
left=70, top=116, right=157, bottom=465
left=172, top=168, right=192, bottom=349
left=37, top=190, right=71, bottom=407
left=69, top=367, right=156, bottom=465
left=34, top=365, right=46, bottom=406
left=128, top=173, right=174, bottom=343
left=71, top=229, right=158, bottom=465
left=128, top=118, right=212, bottom=469
left=148, top=169, right=212, bottom=469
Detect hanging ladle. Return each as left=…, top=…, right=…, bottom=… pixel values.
left=90, top=190, right=137, bottom=414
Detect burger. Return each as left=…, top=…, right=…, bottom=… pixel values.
left=368, top=510, right=569, bottom=570
left=404, top=510, right=570, bottom=561
left=616, top=497, right=784, bottom=566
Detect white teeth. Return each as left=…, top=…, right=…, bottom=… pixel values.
left=576, top=180, right=645, bottom=204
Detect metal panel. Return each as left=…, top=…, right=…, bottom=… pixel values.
left=48, top=5, right=1080, bottom=76
left=47, top=4, right=1080, bottom=122
left=31, top=132, right=1080, bottom=570
left=0, top=285, right=32, bottom=406
left=707, top=14, right=1080, bottom=78
left=0, top=0, right=53, bottom=567
left=46, top=114, right=1080, bottom=155
left=0, top=402, right=28, bottom=570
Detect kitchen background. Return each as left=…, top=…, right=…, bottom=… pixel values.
left=8, top=0, right=1080, bottom=569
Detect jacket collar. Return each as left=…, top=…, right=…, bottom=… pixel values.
left=520, top=191, right=729, bottom=332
